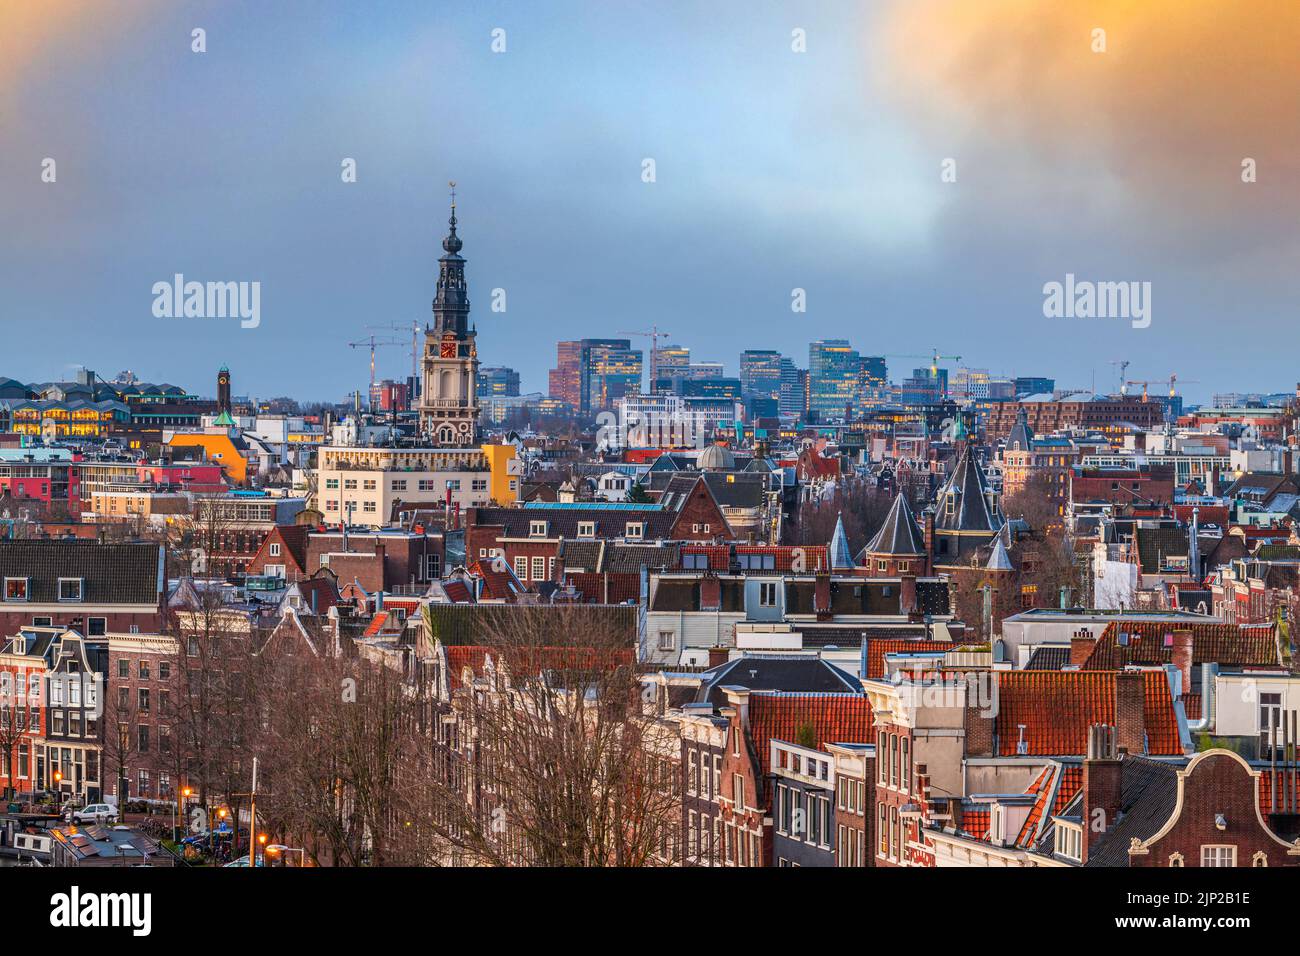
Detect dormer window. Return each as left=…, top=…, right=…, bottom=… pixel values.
left=1055, top=821, right=1082, bottom=862
left=577, top=521, right=595, bottom=538
left=529, top=520, right=548, bottom=538
left=58, top=578, right=84, bottom=602
left=3, top=578, right=29, bottom=602
left=625, top=522, right=644, bottom=540
left=945, top=492, right=955, bottom=516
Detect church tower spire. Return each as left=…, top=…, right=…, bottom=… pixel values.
left=431, top=184, right=470, bottom=335
left=419, top=182, right=481, bottom=446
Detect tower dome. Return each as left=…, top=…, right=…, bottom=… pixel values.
left=698, top=444, right=735, bottom=471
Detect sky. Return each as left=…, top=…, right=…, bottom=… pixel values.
left=2, top=0, right=1297, bottom=405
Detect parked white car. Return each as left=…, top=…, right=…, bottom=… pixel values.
left=72, top=803, right=119, bottom=824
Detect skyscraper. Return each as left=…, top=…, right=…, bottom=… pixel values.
left=577, top=339, right=643, bottom=416
left=478, top=366, right=521, bottom=398
left=808, top=339, right=859, bottom=421
left=740, top=350, right=783, bottom=401
left=778, top=357, right=806, bottom=418
left=549, top=341, right=582, bottom=408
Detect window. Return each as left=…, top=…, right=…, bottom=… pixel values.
left=269, top=543, right=281, bottom=557
left=514, top=557, right=528, bottom=579
left=118, top=659, right=130, bottom=678
left=138, top=688, right=150, bottom=712
left=3, top=578, right=29, bottom=602
left=577, top=521, right=596, bottom=538
left=657, top=631, right=675, bottom=651
left=732, top=773, right=745, bottom=809
left=759, top=582, right=778, bottom=607
left=159, top=661, right=170, bottom=680
left=531, top=556, right=545, bottom=581
left=688, top=751, right=699, bottom=795
left=472, top=479, right=487, bottom=492
left=138, top=660, right=150, bottom=680
left=529, top=521, right=548, bottom=537
left=57, top=578, right=83, bottom=602
left=362, top=501, right=376, bottom=513
left=390, top=479, right=407, bottom=491
left=625, top=522, right=643, bottom=539
left=363, top=480, right=376, bottom=491
left=445, top=479, right=461, bottom=491
left=325, top=478, right=339, bottom=489
left=343, top=479, right=357, bottom=490
left=87, top=617, right=106, bottom=636
left=1260, top=693, right=1283, bottom=759
left=1201, top=845, right=1236, bottom=867
left=138, top=725, right=150, bottom=752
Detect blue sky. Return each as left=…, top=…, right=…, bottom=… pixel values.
left=3, top=0, right=1296, bottom=404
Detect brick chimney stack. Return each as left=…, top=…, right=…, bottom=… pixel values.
left=707, top=645, right=729, bottom=669
left=899, top=573, right=918, bottom=617
left=1114, top=671, right=1147, bottom=754
left=964, top=687, right=996, bottom=758
left=814, top=572, right=832, bottom=619
left=700, top=571, right=721, bottom=612
left=1081, top=723, right=1122, bottom=865
left=1171, top=630, right=1194, bottom=700
left=1070, top=628, right=1095, bottom=668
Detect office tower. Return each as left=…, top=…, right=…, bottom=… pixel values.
left=808, top=339, right=860, bottom=421
left=856, top=355, right=888, bottom=409
left=581, top=339, right=643, bottom=415
left=478, top=366, right=521, bottom=399
left=740, top=350, right=783, bottom=401
left=778, top=357, right=807, bottom=418
left=549, top=341, right=582, bottom=407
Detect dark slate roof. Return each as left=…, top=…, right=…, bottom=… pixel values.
left=649, top=577, right=745, bottom=612
left=935, top=446, right=1001, bottom=534
left=471, top=504, right=678, bottom=540
left=1135, top=525, right=1190, bottom=574
left=1024, top=645, right=1071, bottom=671
left=0, top=540, right=164, bottom=604
left=1005, top=407, right=1034, bottom=452
left=1083, top=756, right=1181, bottom=867
left=657, top=472, right=764, bottom=510
left=699, top=654, right=860, bottom=707
left=862, top=493, right=926, bottom=557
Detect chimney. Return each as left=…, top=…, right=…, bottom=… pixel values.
left=1081, top=723, right=1122, bottom=865
left=1171, top=630, right=1194, bottom=701
left=722, top=687, right=751, bottom=734
left=813, top=571, right=832, bottom=619
left=707, top=645, right=729, bottom=669
left=923, top=510, right=935, bottom=575
left=899, top=573, right=918, bottom=617
left=1070, top=628, right=1095, bottom=668
left=964, top=691, right=995, bottom=758
left=699, top=571, right=721, bottom=612
left=1114, top=671, right=1147, bottom=754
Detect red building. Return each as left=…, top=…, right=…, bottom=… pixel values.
left=0, top=637, right=46, bottom=798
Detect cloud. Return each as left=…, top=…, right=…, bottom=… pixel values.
left=878, top=0, right=1300, bottom=263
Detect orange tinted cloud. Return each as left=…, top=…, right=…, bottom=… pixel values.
left=0, top=0, right=160, bottom=98
left=880, top=0, right=1299, bottom=250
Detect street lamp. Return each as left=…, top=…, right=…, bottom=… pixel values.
left=266, top=844, right=306, bottom=867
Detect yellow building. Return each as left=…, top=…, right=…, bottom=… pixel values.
left=167, top=433, right=251, bottom=484
left=481, top=442, right=521, bottom=505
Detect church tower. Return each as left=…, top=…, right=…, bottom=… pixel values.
left=419, top=185, right=480, bottom=445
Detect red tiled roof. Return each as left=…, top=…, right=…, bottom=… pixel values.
left=1014, top=764, right=1083, bottom=847
left=735, top=545, right=829, bottom=572
left=864, top=639, right=954, bottom=679
left=958, top=806, right=991, bottom=840
left=995, top=671, right=1183, bottom=756
left=362, top=611, right=389, bottom=638
left=747, top=692, right=873, bottom=775
left=1084, top=621, right=1280, bottom=670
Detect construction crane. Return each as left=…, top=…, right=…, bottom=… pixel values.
left=617, top=326, right=671, bottom=385
left=1110, top=359, right=1130, bottom=395
left=1124, top=375, right=1199, bottom=403
left=348, top=335, right=404, bottom=409
left=883, top=349, right=963, bottom=377
left=369, top=321, right=423, bottom=388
